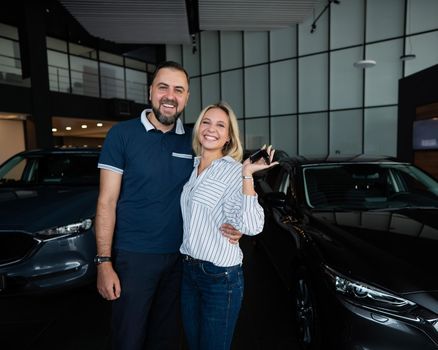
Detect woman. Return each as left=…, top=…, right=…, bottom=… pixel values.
left=180, top=101, right=277, bottom=350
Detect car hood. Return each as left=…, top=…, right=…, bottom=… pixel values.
left=307, top=208, right=438, bottom=294
left=0, top=186, right=98, bottom=233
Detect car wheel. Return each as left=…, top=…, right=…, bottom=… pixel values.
left=294, top=267, right=321, bottom=350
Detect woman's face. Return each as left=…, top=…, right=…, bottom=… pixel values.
left=198, top=107, right=230, bottom=154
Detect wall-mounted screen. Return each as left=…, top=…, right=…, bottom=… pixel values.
left=413, top=119, right=438, bottom=150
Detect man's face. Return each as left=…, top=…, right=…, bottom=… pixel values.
left=149, top=68, right=189, bottom=126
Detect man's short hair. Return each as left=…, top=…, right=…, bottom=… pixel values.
left=151, top=61, right=190, bottom=85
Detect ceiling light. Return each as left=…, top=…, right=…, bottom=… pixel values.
left=400, top=54, right=416, bottom=61
left=81, top=124, right=88, bottom=129
left=353, top=59, right=376, bottom=68
left=66, top=126, right=72, bottom=131
left=97, top=122, right=103, bottom=127
left=52, top=128, right=57, bottom=132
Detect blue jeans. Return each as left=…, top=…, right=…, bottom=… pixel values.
left=181, top=255, right=244, bottom=350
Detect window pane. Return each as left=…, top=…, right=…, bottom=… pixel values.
left=183, top=35, right=200, bottom=76
left=366, top=0, right=404, bottom=41
left=70, top=56, right=99, bottom=97
left=408, top=0, right=438, bottom=34
left=201, top=31, right=219, bottom=74
left=271, top=115, right=297, bottom=156
left=364, top=106, right=397, bottom=156
left=100, top=62, right=125, bottom=99
left=221, top=70, right=243, bottom=117
left=270, top=59, right=297, bottom=115
left=330, top=0, right=364, bottom=49
left=48, top=50, right=69, bottom=92
left=166, top=45, right=182, bottom=64
left=126, top=68, right=147, bottom=104
left=298, top=53, right=328, bottom=113
left=125, top=58, right=146, bottom=71
left=298, top=2, right=328, bottom=55
left=270, top=26, right=297, bottom=60
left=365, top=39, right=403, bottom=106
left=299, top=113, right=328, bottom=156
left=46, top=37, right=67, bottom=52
left=220, top=31, right=243, bottom=70
left=184, top=77, right=201, bottom=124
left=330, top=47, right=363, bottom=109
left=330, top=110, right=363, bottom=155
left=245, top=118, right=269, bottom=150
left=244, top=64, right=269, bottom=118
left=202, top=74, right=220, bottom=107
left=0, top=23, right=18, bottom=40
left=244, top=32, right=268, bottom=65
left=99, top=51, right=123, bottom=65
left=69, top=43, right=97, bottom=60
left=404, top=31, right=438, bottom=76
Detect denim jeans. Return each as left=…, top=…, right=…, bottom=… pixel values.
left=181, top=256, right=244, bottom=350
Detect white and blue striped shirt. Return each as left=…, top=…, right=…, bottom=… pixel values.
left=180, top=156, right=264, bottom=267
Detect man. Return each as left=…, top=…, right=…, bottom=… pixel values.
left=95, top=61, right=241, bottom=350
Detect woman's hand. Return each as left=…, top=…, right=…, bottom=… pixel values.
left=242, top=145, right=278, bottom=176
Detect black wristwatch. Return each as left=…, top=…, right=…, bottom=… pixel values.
left=94, top=255, right=112, bottom=265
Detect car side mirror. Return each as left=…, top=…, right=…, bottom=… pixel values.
left=264, top=192, right=287, bottom=208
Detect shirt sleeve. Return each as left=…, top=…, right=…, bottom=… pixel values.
left=97, top=125, right=125, bottom=174
left=222, top=165, right=265, bottom=236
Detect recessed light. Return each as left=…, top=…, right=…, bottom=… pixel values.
left=81, top=124, right=88, bottom=129
left=353, top=59, right=376, bottom=68
left=52, top=128, right=57, bottom=132
left=66, top=126, right=72, bottom=131
left=97, top=122, right=103, bottom=127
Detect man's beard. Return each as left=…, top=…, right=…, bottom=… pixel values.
left=152, top=98, right=181, bottom=126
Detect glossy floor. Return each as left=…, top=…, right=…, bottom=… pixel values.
left=0, top=237, right=299, bottom=350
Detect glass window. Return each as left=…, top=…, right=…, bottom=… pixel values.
left=125, top=58, right=146, bottom=71
left=100, top=62, right=125, bottom=99
left=330, top=0, right=364, bottom=49
left=0, top=37, right=22, bottom=84
left=201, top=74, right=220, bottom=107
left=404, top=31, right=438, bottom=77
left=270, top=26, right=297, bottom=60
left=69, top=43, right=97, bottom=60
left=299, top=113, right=328, bottom=156
left=126, top=68, right=147, bottom=104
left=271, top=115, right=297, bottom=156
left=244, top=64, right=269, bottom=118
left=330, top=47, right=363, bottom=109
left=408, top=0, right=438, bottom=34
left=70, top=56, right=99, bottom=97
left=298, top=53, right=328, bottom=113
left=184, top=77, right=201, bottom=124
left=221, top=69, right=243, bottom=118
left=270, top=59, right=297, bottom=115
left=166, top=45, right=182, bottom=64
left=99, top=51, right=123, bottom=66
left=364, top=106, right=397, bottom=156
left=365, top=39, right=403, bottom=107
left=330, top=110, right=363, bottom=155
left=245, top=118, right=269, bottom=150
left=298, top=2, right=328, bottom=55
left=46, top=37, right=67, bottom=52
left=48, top=50, right=70, bottom=93
left=183, top=34, right=200, bottom=76
left=0, top=23, right=18, bottom=40
left=366, top=0, right=404, bottom=41
left=220, top=31, right=243, bottom=70
left=244, top=31, right=268, bottom=66
left=201, top=31, right=219, bottom=74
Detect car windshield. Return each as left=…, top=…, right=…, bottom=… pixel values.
left=302, top=163, right=438, bottom=210
left=0, top=153, right=99, bottom=186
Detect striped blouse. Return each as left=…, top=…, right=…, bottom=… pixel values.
left=180, top=156, right=264, bottom=267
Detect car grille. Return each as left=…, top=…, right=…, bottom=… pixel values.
left=0, top=232, right=39, bottom=265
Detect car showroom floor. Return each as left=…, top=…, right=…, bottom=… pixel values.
left=0, top=236, right=300, bottom=350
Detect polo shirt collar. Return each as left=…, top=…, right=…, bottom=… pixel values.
left=140, top=109, right=186, bottom=135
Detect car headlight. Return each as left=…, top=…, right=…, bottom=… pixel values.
left=324, top=266, right=415, bottom=313
left=36, top=218, right=93, bottom=239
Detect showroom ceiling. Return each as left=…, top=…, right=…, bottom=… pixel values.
left=58, top=0, right=321, bottom=44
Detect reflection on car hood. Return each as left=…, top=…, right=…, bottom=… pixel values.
left=0, top=186, right=98, bottom=233
left=309, top=208, right=438, bottom=294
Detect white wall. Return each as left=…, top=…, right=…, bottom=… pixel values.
left=0, top=120, right=25, bottom=164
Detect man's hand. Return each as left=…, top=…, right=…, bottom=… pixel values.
left=97, top=263, right=121, bottom=300
left=221, top=223, right=243, bottom=244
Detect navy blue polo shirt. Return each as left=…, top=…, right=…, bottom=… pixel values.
left=98, top=110, right=194, bottom=253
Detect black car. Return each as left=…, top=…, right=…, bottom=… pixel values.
left=253, top=153, right=438, bottom=350
left=0, top=148, right=100, bottom=295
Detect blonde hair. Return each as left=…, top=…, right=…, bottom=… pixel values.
left=192, top=101, right=243, bottom=162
